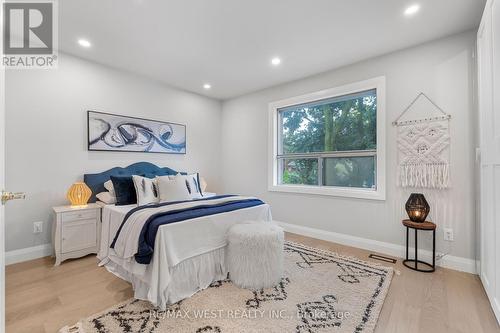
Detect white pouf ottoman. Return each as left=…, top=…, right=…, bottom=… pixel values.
left=227, top=222, right=284, bottom=289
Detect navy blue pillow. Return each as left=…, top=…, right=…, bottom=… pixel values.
left=110, top=175, right=137, bottom=205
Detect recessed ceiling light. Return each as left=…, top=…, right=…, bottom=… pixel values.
left=78, top=39, right=91, bottom=48
left=203, top=83, right=211, bottom=89
left=271, top=57, right=281, bottom=66
left=404, top=4, right=420, bottom=16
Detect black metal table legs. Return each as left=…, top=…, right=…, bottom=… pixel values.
left=403, top=226, right=436, bottom=273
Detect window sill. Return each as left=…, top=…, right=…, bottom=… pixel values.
left=268, top=184, right=386, bottom=201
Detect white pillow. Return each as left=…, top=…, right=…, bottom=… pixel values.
left=156, top=175, right=192, bottom=202
left=96, top=191, right=116, bottom=205
left=168, top=173, right=203, bottom=199
left=132, top=175, right=159, bottom=206
left=104, top=180, right=115, bottom=196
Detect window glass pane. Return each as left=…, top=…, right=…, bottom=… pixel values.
left=279, top=89, right=377, bottom=154
left=323, top=157, right=375, bottom=189
left=280, top=158, right=318, bottom=186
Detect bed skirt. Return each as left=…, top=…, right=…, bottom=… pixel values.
left=104, top=247, right=228, bottom=310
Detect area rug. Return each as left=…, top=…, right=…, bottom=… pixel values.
left=61, top=241, right=393, bottom=333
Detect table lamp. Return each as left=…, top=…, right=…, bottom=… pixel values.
left=67, top=182, right=92, bottom=208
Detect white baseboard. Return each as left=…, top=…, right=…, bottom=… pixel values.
left=5, top=243, right=53, bottom=265
left=276, top=221, right=478, bottom=274
left=4, top=223, right=478, bottom=274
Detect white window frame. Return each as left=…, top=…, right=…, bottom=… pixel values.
left=268, top=76, right=386, bottom=200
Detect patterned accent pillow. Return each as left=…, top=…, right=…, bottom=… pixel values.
left=169, top=173, right=203, bottom=199
left=132, top=175, right=159, bottom=206
left=156, top=175, right=192, bottom=202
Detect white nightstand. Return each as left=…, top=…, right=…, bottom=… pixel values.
left=52, top=203, right=101, bottom=266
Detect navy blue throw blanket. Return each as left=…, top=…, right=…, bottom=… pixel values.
left=110, top=195, right=265, bottom=264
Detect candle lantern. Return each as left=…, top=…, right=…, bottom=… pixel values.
left=405, top=193, right=430, bottom=223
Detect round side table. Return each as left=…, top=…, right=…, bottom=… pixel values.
left=402, top=219, right=436, bottom=273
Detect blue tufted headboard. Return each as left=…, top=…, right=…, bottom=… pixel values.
left=84, top=162, right=185, bottom=203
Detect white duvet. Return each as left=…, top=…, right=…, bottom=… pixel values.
left=113, top=196, right=262, bottom=261
left=98, top=197, right=272, bottom=309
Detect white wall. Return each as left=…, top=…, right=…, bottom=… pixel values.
left=4, top=31, right=478, bottom=263
left=221, top=31, right=477, bottom=260
left=5, top=53, right=222, bottom=252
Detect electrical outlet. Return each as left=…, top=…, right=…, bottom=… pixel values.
left=33, top=221, right=43, bottom=234
left=443, top=228, right=454, bottom=241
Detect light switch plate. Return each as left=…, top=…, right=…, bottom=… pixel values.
left=443, top=228, right=454, bottom=241
left=33, top=221, right=43, bottom=234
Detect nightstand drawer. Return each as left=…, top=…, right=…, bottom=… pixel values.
left=61, top=219, right=97, bottom=253
left=62, top=209, right=97, bottom=222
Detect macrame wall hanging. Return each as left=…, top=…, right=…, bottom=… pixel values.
left=393, top=93, right=451, bottom=189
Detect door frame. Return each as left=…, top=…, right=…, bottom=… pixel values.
left=478, top=0, right=500, bottom=324
left=0, top=66, right=5, bottom=333
left=0, top=1, right=6, bottom=330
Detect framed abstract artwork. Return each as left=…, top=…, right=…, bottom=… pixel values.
left=87, top=111, right=186, bottom=154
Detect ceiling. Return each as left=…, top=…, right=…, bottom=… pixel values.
left=59, top=0, right=486, bottom=100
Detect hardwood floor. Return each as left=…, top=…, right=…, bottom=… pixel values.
left=6, top=233, right=500, bottom=333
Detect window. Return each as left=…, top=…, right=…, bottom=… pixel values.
left=268, top=77, right=386, bottom=200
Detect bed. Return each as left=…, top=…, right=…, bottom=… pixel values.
left=84, top=162, right=272, bottom=309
